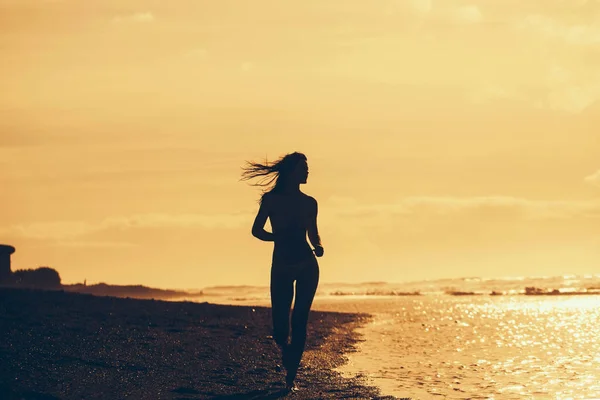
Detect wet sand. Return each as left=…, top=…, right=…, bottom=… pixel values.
left=0, top=288, right=394, bottom=400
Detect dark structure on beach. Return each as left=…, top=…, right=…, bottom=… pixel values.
left=0, top=244, right=16, bottom=284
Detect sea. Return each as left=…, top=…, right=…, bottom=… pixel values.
left=190, top=275, right=600, bottom=400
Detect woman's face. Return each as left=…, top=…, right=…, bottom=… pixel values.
left=291, top=159, right=309, bottom=184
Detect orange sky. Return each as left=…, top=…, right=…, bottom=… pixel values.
left=1, top=0, right=599, bottom=289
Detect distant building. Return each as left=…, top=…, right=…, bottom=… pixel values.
left=0, top=244, right=15, bottom=284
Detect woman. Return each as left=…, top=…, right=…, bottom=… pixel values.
left=241, top=152, right=324, bottom=390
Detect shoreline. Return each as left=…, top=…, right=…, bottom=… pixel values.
left=0, top=288, right=394, bottom=399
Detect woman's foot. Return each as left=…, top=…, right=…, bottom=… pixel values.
left=285, top=382, right=299, bottom=393
left=285, top=373, right=298, bottom=392
left=285, top=364, right=298, bottom=389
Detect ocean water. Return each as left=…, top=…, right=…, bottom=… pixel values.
left=194, top=275, right=600, bottom=400
left=327, top=296, right=600, bottom=400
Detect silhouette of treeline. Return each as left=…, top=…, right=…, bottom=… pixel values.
left=2, top=263, right=203, bottom=300
left=63, top=283, right=203, bottom=300
left=443, top=287, right=600, bottom=296
left=8, top=266, right=61, bottom=289
left=523, top=286, right=600, bottom=296
left=329, top=290, right=421, bottom=296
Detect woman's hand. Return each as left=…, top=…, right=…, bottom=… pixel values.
left=313, top=245, right=324, bottom=257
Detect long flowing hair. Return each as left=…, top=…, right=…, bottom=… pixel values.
left=241, top=152, right=307, bottom=202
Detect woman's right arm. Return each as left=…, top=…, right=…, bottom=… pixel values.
left=251, top=196, right=275, bottom=242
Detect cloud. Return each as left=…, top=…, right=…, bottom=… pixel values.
left=387, top=1, right=481, bottom=24
left=327, top=196, right=600, bottom=221
left=469, top=65, right=600, bottom=113
left=468, top=84, right=518, bottom=104
left=407, top=0, right=432, bottom=14
left=451, top=5, right=483, bottom=24
left=4, top=197, right=600, bottom=241
left=112, top=12, right=155, bottom=24
left=184, top=48, right=209, bottom=60
left=544, top=83, right=600, bottom=113
left=585, top=170, right=600, bottom=187
left=0, top=212, right=254, bottom=240
left=540, top=64, right=600, bottom=113
left=104, top=213, right=251, bottom=230
left=56, top=240, right=138, bottom=248
left=517, top=15, right=600, bottom=46
left=240, top=61, right=254, bottom=72
left=5, top=221, right=93, bottom=240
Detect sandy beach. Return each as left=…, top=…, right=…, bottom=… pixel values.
left=0, top=288, right=394, bottom=400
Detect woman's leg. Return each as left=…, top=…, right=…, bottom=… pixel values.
left=286, top=258, right=320, bottom=384
left=270, top=265, right=294, bottom=349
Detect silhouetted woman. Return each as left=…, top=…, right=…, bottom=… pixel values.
left=241, top=152, right=324, bottom=390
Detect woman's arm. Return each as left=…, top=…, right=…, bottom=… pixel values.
left=252, top=197, right=275, bottom=242
left=307, top=198, right=324, bottom=257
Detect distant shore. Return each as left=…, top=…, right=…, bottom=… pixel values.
left=62, top=282, right=204, bottom=300
left=0, top=288, right=393, bottom=400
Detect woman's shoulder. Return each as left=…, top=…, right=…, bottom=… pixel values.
left=264, top=191, right=317, bottom=205
left=300, top=193, right=318, bottom=206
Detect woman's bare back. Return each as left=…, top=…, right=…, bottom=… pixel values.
left=262, top=192, right=318, bottom=265
left=266, top=192, right=315, bottom=233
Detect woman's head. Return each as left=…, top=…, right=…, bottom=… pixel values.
left=241, top=152, right=309, bottom=198
left=282, top=152, right=309, bottom=185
